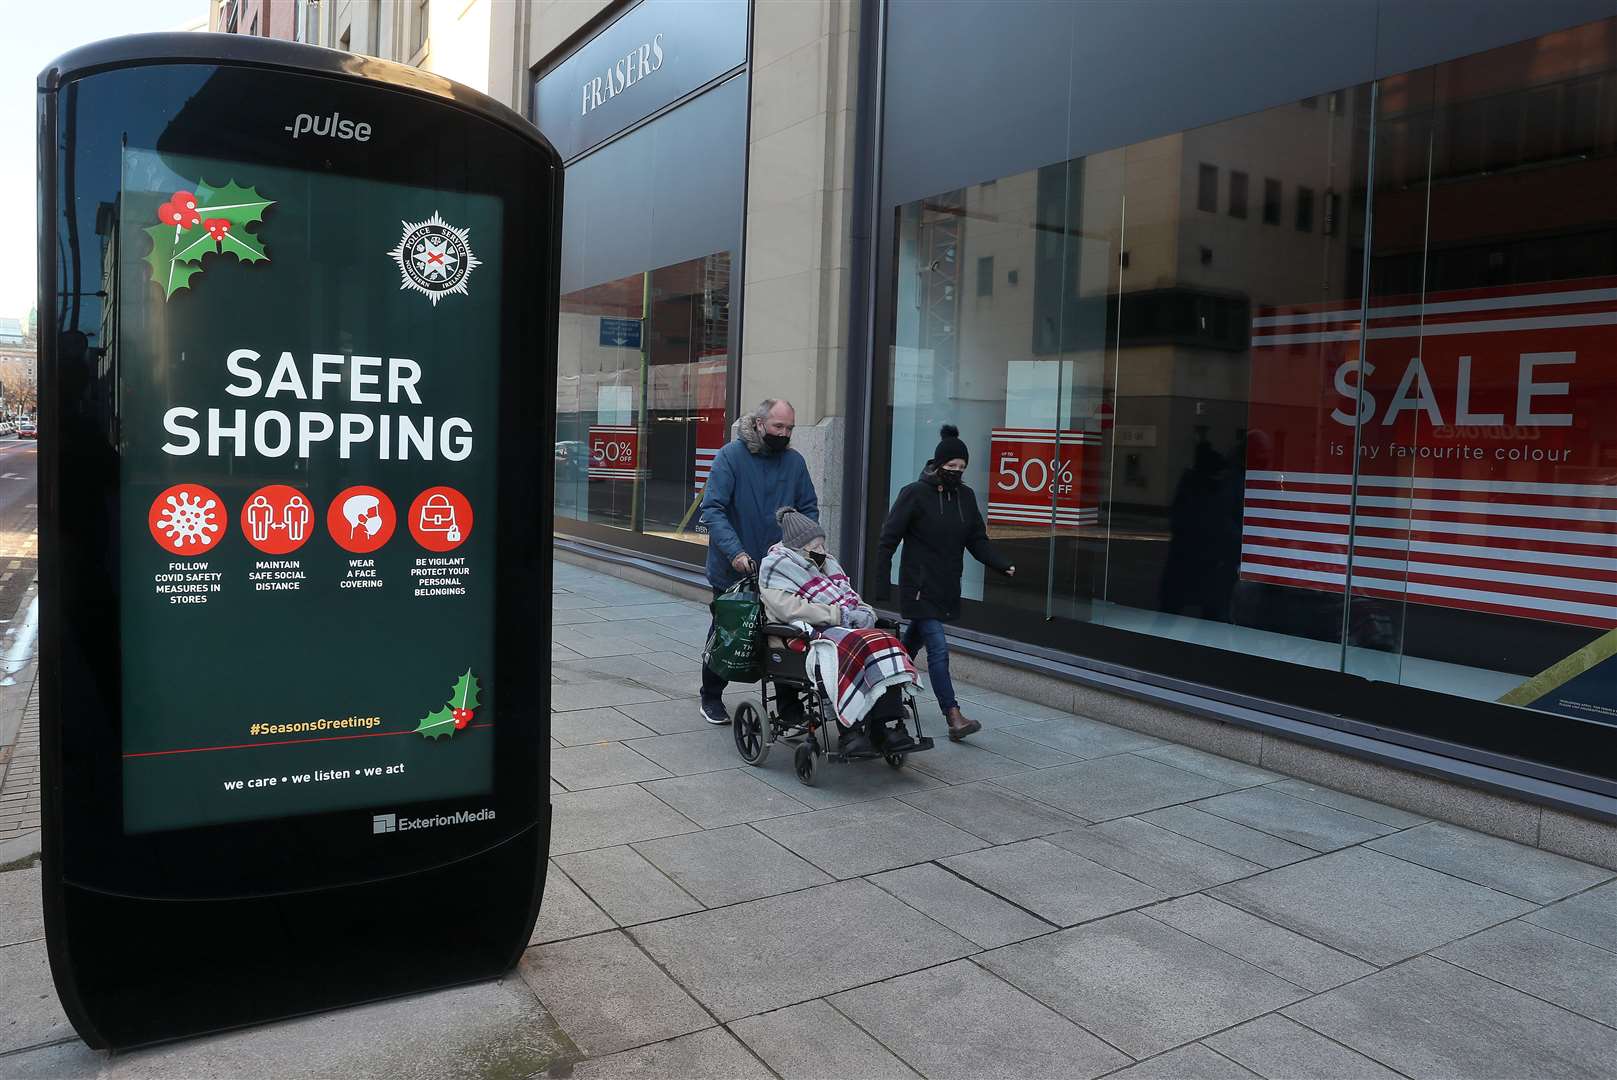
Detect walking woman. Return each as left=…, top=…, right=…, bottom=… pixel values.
left=876, top=425, right=1015, bottom=741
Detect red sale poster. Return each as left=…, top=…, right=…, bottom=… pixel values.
left=1242, top=277, right=1617, bottom=629
left=693, top=408, right=726, bottom=498
left=587, top=425, right=640, bottom=481
left=986, top=428, right=1101, bottom=529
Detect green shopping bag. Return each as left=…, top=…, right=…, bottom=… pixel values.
left=703, top=578, right=764, bottom=683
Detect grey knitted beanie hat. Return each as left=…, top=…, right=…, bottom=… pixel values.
left=775, top=506, right=825, bottom=550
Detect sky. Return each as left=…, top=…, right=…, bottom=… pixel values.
left=3, top=0, right=207, bottom=328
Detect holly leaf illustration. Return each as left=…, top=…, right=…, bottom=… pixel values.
left=144, top=178, right=274, bottom=298
left=452, top=669, right=481, bottom=712
left=143, top=225, right=206, bottom=297
left=415, top=705, right=457, bottom=740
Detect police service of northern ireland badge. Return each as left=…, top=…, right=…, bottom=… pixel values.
left=386, top=211, right=481, bottom=306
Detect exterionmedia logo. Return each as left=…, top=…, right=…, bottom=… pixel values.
left=371, top=808, right=495, bottom=835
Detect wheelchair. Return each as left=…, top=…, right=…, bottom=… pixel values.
left=731, top=618, right=934, bottom=786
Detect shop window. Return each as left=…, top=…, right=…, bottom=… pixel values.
left=977, top=255, right=995, bottom=297
left=881, top=13, right=1617, bottom=758
left=1197, top=163, right=1218, bottom=212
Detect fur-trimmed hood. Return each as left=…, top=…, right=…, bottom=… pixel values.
left=731, top=413, right=767, bottom=454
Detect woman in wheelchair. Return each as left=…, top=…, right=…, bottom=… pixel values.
left=756, top=507, right=921, bottom=759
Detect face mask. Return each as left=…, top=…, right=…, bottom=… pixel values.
left=939, top=468, right=963, bottom=489
left=808, top=551, right=827, bottom=568
left=763, top=433, right=790, bottom=453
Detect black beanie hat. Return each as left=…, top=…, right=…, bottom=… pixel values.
left=933, top=424, right=969, bottom=466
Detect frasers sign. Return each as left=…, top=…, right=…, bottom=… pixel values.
left=1240, top=277, right=1617, bottom=629
left=581, top=33, right=664, bottom=117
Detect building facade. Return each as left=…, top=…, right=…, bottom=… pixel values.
left=226, top=0, right=1617, bottom=842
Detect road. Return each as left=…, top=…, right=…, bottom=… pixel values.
left=0, top=437, right=38, bottom=621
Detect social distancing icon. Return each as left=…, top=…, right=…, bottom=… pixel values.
left=241, top=484, right=314, bottom=554
left=408, top=486, right=473, bottom=552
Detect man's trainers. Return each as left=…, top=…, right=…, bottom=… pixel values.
left=700, top=699, right=731, bottom=725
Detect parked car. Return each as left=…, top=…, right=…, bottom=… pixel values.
left=18, top=422, right=37, bottom=439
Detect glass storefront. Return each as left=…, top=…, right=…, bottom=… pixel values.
left=536, top=0, right=748, bottom=563
left=872, top=13, right=1617, bottom=788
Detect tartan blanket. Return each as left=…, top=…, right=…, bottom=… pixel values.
left=806, top=626, right=918, bottom=730
left=758, top=543, right=864, bottom=615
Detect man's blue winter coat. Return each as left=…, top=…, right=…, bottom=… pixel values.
left=699, top=419, right=818, bottom=589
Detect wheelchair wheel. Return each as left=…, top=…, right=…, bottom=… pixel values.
left=733, top=701, right=770, bottom=766
left=793, top=741, right=817, bottom=786
left=884, top=751, right=906, bottom=769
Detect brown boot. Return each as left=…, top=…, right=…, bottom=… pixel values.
left=946, top=706, right=981, bottom=741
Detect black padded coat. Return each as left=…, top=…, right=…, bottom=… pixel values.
left=876, top=462, right=1012, bottom=621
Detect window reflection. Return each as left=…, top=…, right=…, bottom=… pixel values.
left=555, top=252, right=731, bottom=548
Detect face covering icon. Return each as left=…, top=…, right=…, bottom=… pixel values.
left=342, top=493, right=384, bottom=539
left=418, top=493, right=462, bottom=543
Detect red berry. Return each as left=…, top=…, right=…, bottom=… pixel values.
left=453, top=707, right=474, bottom=730
left=204, top=217, right=231, bottom=240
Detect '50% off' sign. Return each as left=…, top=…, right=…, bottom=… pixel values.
left=985, top=427, right=1101, bottom=529
left=587, top=425, right=641, bottom=480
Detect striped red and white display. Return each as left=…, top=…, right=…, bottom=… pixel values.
left=1241, top=277, right=1617, bottom=629
left=986, top=428, right=1102, bottom=529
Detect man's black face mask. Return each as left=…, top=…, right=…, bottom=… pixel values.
left=763, top=433, right=791, bottom=453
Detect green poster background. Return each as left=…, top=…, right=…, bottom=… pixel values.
left=118, top=148, right=502, bottom=834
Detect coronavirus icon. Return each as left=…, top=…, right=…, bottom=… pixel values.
left=148, top=483, right=228, bottom=555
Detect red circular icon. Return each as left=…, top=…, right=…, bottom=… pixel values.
left=240, top=484, right=315, bottom=555
left=148, top=483, right=228, bottom=555
left=408, top=486, right=473, bottom=552
left=326, top=486, right=396, bottom=554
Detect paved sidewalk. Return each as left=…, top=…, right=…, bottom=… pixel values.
left=1, top=559, right=1614, bottom=1077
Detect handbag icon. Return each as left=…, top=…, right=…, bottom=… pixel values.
left=418, top=493, right=461, bottom=542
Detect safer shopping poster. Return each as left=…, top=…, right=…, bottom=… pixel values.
left=117, top=147, right=501, bottom=833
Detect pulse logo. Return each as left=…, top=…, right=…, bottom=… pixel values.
left=285, top=112, right=372, bottom=142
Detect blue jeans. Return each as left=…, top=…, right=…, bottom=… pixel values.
left=902, top=618, right=956, bottom=715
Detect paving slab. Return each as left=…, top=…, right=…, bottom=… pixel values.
left=747, top=752, right=948, bottom=809
left=1525, top=879, right=1617, bottom=952
left=1204, top=1014, right=1403, bottom=1080
left=1265, top=778, right=1428, bottom=828
left=978, top=911, right=1306, bottom=1059
left=752, top=798, right=986, bottom=879
left=941, top=838, right=1163, bottom=926
left=549, top=707, right=658, bottom=747
left=995, top=756, right=1233, bottom=823
left=640, top=768, right=811, bottom=829
left=1190, top=787, right=1397, bottom=851
left=1367, top=821, right=1613, bottom=904
left=0, top=1040, right=107, bottom=1078
left=1286, top=955, right=1617, bottom=1079
left=625, top=729, right=740, bottom=777
left=632, top=878, right=976, bottom=1022
left=1136, top=744, right=1281, bottom=788
left=0, top=866, right=43, bottom=946
left=1103, top=1043, right=1261, bottom=1079
left=897, top=781, right=1088, bottom=843
left=829, top=959, right=1130, bottom=1080
left=1434, top=919, right=1617, bottom=1029
left=551, top=676, right=670, bottom=711
left=730, top=999, right=920, bottom=1080
left=1045, top=818, right=1265, bottom=896
left=550, top=783, right=702, bottom=856
left=1213, top=846, right=1535, bottom=966
left=519, top=931, right=713, bottom=1056
left=905, top=737, right=1033, bottom=784
left=569, top=1026, right=772, bottom=1080
left=1137, top=805, right=1315, bottom=869
left=555, top=845, right=704, bottom=925
left=0, top=939, right=72, bottom=1054
left=615, top=697, right=714, bottom=735
left=867, top=863, right=1053, bottom=948
left=93, top=975, right=574, bottom=1080
left=1144, top=893, right=1376, bottom=993
left=635, top=824, right=832, bottom=907
left=549, top=742, right=672, bottom=790
left=531, top=861, right=616, bottom=944
left=956, top=728, right=1080, bottom=767
left=953, top=687, right=1072, bottom=721
left=1001, top=717, right=1163, bottom=759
